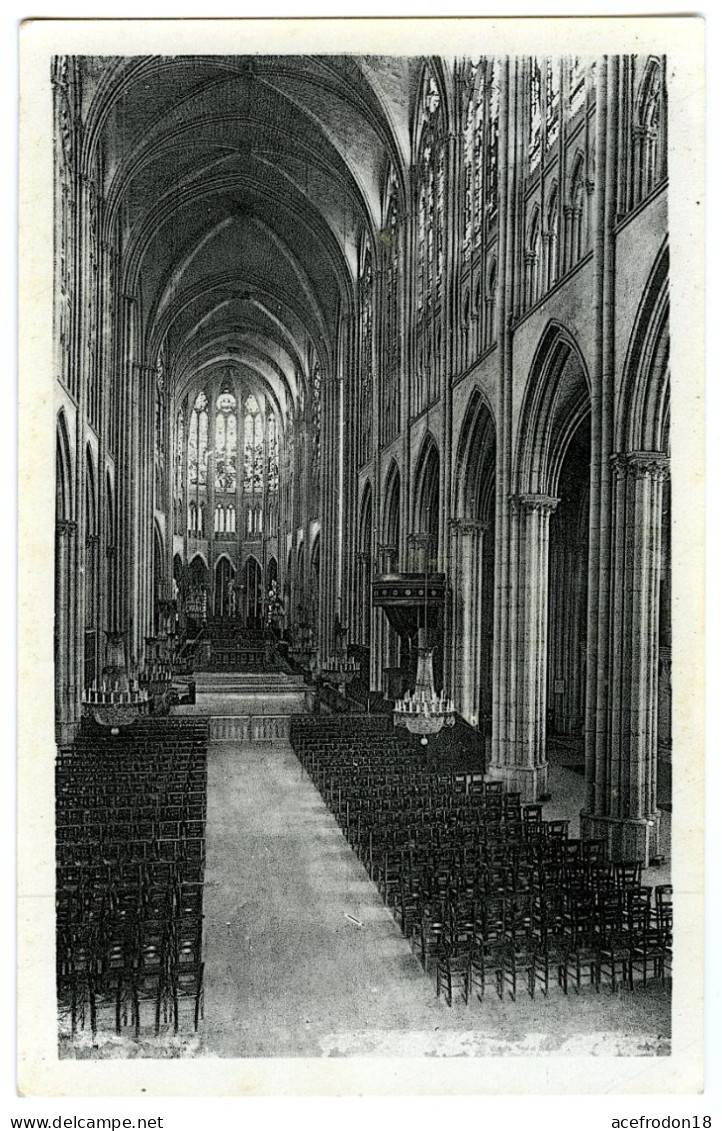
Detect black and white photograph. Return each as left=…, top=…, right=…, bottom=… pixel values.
left=16, top=16, right=705, bottom=1097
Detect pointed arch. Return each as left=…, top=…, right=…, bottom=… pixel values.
left=412, top=433, right=441, bottom=570
left=56, top=411, right=72, bottom=522
left=454, top=388, right=496, bottom=523
left=382, top=459, right=401, bottom=566
left=546, top=183, right=560, bottom=289
left=617, top=241, right=670, bottom=454
left=568, top=152, right=586, bottom=265
left=515, top=321, right=592, bottom=497
left=105, top=469, right=117, bottom=631
left=526, top=204, right=542, bottom=306
left=633, top=57, right=665, bottom=204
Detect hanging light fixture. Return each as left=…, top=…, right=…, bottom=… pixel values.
left=320, top=615, right=360, bottom=696
left=393, top=531, right=455, bottom=745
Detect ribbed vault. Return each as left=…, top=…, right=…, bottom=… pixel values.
left=83, top=54, right=423, bottom=417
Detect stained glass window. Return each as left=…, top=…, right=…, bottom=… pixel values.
left=175, top=406, right=184, bottom=495
left=486, top=60, right=500, bottom=221
left=416, top=71, right=443, bottom=314
left=359, top=258, right=373, bottom=467
left=569, top=56, right=585, bottom=116
left=462, top=62, right=484, bottom=263
left=529, top=59, right=542, bottom=171
left=381, top=177, right=400, bottom=448
left=546, top=58, right=560, bottom=148
left=214, top=390, right=237, bottom=493
left=188, top=391, right=208, bottom=487
left=243, top=394, right=262, bottom=491
left=266, top=410, right=279, bottom=492
left=311, top=363, right=321, bottom=496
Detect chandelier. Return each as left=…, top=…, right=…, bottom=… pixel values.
left=393, top=531, right=455, bottom=745
left=320, top=621, right=360, bottom=695
left=82, top=631, right=150, bottom=730
left=393, top=646, right=455, bottom=745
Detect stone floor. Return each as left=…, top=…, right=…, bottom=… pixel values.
left=198, top=738, right=671, bottom=1059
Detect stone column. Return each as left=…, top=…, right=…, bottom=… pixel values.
left=356, top=551, right=371, bottom=648
left=55, top=519, right=77, bottom=744
left=490, top=494, right=558, bottom=801
left=450, top=519, right=488, bottom=726
left=581, top=452, right=669, bottom=864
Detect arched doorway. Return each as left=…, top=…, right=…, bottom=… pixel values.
left=296, top=542, right=306, bottom=634
left=153, top=524, right=165, bottom=635
left=214, top=556, right=235, bottom=619
left=242, top=556, right=263, bottom=629
left=492, top=323, right=592, bottom=802
left=547, top=416, right=590, bottom=743
left=187, top=554, right=209, bottom=631
left=105, top=473, right=117, bottom=633
left=381, top=462, right=400, bottom=574
left=411, top=437, right=442, bottom=690
left=358, top=484, right=373, bottom=647
left=55, top=412, right=73, bottom=737
left=379, top=462, right=403, bottom=693
left=84, top=448, right=98, bottom=692
left=452, top=392, right=496, bottom=730
left=412, top=436, right=440, bottom=572
left=582, top=244, right=671, bottom=862
left=309, top=535, right=320, bottom=631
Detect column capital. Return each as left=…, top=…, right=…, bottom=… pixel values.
left=611, top=451, right=670, bottom=483
left=449, top=517, right=490, bottom=535
left=407, top=531, right=434, bottom=550
left=511, top=493, right=560, bottom=515
left=133, top=361, right=157, bottom=378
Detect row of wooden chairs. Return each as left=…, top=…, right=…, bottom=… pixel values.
left=290, top=716, right=672, bottom=1006
left=56, top=718, right=209, bottom=1038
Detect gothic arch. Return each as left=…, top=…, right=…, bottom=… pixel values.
left=358, top=482, right=374, bottom=646
left=617, top=241, right=670, bottom=454
left=515, top=321, right=592, bottom=497
left=382, top=459, right=401, bottom=554
left=411, top=61, right=451, bottom=153
left=56, top=412, right=73, bottom=522
left=450, top=388, right=497, bottom=728
left=188, top=551, right=209, bottom=576
left=412, top=433, right=440, bottom=531
left=454, top=388, right=496, bottom=522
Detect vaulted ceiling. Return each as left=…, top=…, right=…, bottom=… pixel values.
left=82, top=55, right=426, bottom=419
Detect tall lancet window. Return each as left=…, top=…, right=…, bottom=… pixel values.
left=175, top=404, right=185, bottom=534
left=462, top=60, right=484, bottom=264
left=266, top=410, right=279, bottom=492
left=359, top=252, right=373, bottom=468
left=569, top=56, right=586, bottom=117
left=215, top=388, right=237, bottom=493
left=244, top=394, right=264, bottom=492
left=416, top=71, right=442, bottom=314
left=529, top=58, right=542, bottom=171
left=188, top=391, right=208, bottom=487
left=635, top=58, right=664, bottom=204
left=486, top=59, right=500, bottom=222
left=311, top=362, right=322, bottom=500
left=381, top=174, right=400, bottom=448
left=545, top=58, right=560, bottom=148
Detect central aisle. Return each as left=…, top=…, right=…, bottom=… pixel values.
left=200, top=739, right=671, bottom=1058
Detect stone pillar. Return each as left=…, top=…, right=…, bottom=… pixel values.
left=356, top=551, right=371, bottom=647
left=581, top=452, right=669, bottom=864
left=450, top=519, right=487, bottom=727
left=490, top=494, right=558, bottom=801
left=55, top=519, right=78, bottom=744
